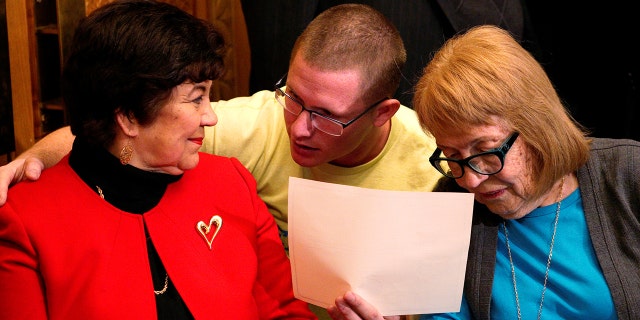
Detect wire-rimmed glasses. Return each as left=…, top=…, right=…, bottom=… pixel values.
left=274, top=73, right=388, bottom=136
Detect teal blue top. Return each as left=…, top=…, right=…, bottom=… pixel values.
left=422, top=188, right=617, bottom=319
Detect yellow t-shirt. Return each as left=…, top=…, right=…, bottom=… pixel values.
left=203, top=90, right=441, bottom=250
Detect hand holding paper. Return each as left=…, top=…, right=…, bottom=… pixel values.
left=288, top=177, right=474, bottom=316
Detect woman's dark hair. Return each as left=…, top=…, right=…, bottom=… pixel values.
left=63, top=0, right=225, bottom=147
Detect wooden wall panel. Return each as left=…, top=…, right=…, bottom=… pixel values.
left=6, top=0, right=37, bottom=154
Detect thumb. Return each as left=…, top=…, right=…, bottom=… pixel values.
left=23, top=157, right=45, bottom=181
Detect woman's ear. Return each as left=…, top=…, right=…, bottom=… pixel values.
left=115, top=110, right=139, bottom=137
left=372, top=98, right=401, bottom=127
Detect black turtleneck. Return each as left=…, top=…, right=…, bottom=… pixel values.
left=69, top=138, right=193, bottom=319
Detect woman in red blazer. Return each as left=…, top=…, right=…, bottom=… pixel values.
left=0, top=1, right=315, bottom=319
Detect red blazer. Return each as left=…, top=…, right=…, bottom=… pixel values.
left=0, top=153, right=315, bottom=319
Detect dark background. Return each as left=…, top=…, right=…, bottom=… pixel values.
left=2, top=1, right=638, bottom=158
left=241, top=0, right=639, bottom=141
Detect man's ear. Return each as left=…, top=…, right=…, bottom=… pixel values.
left=372, top=98, right=401, bottom=127
left=115, top=110, right=139, bottom=137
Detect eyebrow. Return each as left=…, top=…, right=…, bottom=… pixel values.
left=437, top=136, right=500, bottom=151
left=286, top=87, right=334, bottom=115
left=184, top=83, right=207, bottom=99
left=191, top=83, right=208, bottom=92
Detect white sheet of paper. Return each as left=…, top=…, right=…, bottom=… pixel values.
left=288, top=177, right=475, bottom=316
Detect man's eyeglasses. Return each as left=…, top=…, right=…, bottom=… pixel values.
left=429, top=132, right=519, bottom=179
left=274, top=73, right=388, bottom=136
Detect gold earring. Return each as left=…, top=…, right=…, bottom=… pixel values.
left=120, top=140, right=133, bottom=165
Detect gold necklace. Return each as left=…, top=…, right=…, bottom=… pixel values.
left=96, top=186, right=169, bottom=295
left=153, top=275, right=169, bottom=295
left=502, top=176, right=565, bottom=320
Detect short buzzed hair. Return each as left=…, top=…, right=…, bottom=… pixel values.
left=291, top=4, right=406, bottom=103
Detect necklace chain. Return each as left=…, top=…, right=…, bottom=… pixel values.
left=154, top=274, right=169, bottom=295
left=96, top=185, right=169, bottom=296
left=503, top=176, right=565, bottom=320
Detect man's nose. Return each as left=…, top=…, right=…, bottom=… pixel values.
left=291, top=110, right=314, bottom=136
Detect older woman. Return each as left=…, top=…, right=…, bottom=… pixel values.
left=0, top=1, right=315, bottom=319
left=413, top=25, right=640, bottom=320
left=329, top=25, right=640, bottom=320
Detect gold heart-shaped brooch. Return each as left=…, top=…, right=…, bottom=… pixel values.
left=196, top=215, right=223, bottom=250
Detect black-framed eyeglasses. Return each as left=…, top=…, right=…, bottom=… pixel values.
left=429, top=132, right=520, bottom=179
left=274, top=73, right=388, bottom=136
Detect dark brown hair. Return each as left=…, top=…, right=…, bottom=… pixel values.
left=63, top=0, right=225, bottom=148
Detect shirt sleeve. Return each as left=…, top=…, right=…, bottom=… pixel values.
left=0, top=202, right=48, bottom=319
left=229, top=158, right=316, bottom=319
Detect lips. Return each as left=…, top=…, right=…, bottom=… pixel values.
left=478, top=188, right=505, bottom=200
left=294, top=141, right=315, bottom=150
left=189, top=137, right=203, bottom=145
left=293, top=142, right=318, bottom=151
left=291, top=140, right=319, bottom=157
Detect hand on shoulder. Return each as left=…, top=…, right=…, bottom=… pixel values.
left=0, top=157, right=44, bottom=205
